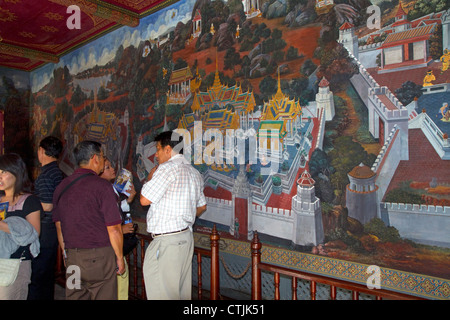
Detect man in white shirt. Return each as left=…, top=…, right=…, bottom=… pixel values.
left=140, top=131, right=206, bottom=299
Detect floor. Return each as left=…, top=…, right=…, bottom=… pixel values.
left=54, top=283, right=65, bottom=300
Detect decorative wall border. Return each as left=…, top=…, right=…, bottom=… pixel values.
left=194, top=232, right=450, bottom=300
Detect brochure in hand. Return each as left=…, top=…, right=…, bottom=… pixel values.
left=0, top=202, right=8, bottom=221
left=113, top=168, right=133, bottom=196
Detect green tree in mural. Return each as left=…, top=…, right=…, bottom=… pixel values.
left=429, top=24, right=443, bottom=61
left=286, top=46, right=299, bottom=60
left=309, top=148, right=334, bottom=178
left=394, top=81, right=423, bottom=107
left=300, top=58, right=317, bottom=77
left=174, top=58, right=188, bottom=70
left=97, top=86, right=109, bottom=100
left=317, top=44, right=358, bottom=92
left=70, top=85, right=87, bottom=106
left=328, top=136, right=376, bottom=204
left=224, top=47, right=241, bottom=72
left=259, top=75, right=277, bottom=100
left=407, top=0, right=450, bottom=21
left=51, top=66, right=71, bottom=98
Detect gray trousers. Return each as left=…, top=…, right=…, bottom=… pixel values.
left=143, top=229, right=193, bottom=300
left=0, top=260, right=31, bottom=300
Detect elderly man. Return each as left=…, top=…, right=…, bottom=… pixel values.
left=52, top=140, right=124, bottom=300
left=140, top=131, right=206, bottom=300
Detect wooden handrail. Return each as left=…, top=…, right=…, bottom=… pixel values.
left=251, top=231, right=426, bottom=300
left=55, top=224, right=220, bottom=300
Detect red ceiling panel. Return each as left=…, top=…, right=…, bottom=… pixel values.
left=0, top=0, right=169, bottom=71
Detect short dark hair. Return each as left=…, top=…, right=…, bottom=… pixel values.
left=73, top=140, right=102, bottom=166
left=39, top=136, right=63, bottom=159
left=0, top=153, right=32, bottom=197
left=154, top=131, right=183, bottom=154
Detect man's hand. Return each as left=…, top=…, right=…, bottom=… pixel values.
left=107, top=224, right=124, bottom=274
left=196, top=205, right=207, bottom=217
left=146, top=165, right=158, bottom=182
left=117, top=257, right=126, bottom=275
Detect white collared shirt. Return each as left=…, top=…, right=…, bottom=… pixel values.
left=141, top=154, right=206, bottom=234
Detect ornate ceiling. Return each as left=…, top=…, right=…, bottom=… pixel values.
left=0, top=0, right=173, bottom=71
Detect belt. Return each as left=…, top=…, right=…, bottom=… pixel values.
left=151, top=227, right=189, bottom=239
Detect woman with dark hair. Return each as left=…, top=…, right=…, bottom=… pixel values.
left=0, top=153, right=42, bottom=300
left=100, top=158, right=137, bottom=300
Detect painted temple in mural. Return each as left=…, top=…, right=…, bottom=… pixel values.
left=131, top=1, right=450, bottom=249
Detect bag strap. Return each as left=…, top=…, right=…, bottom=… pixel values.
left=56, top=173, right=92, bottom=205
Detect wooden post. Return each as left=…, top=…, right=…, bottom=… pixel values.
left=330, top=285, right=337, bottom=300
left=274, top=272, right=280, bottom=300
left=141, top=238, right=146, bottom=299
left=197, top=253, right=203, bottom=300
left=292, top=277, right=298, bottom=300
left=311, top=281, right=317, bottom=300
left=251, top=231, right=262, bottom=300
left=210, top=224, right=220, bottom=300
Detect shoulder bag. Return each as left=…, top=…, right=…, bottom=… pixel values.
left=0, top=250, right=26, bottom=287
left=0, top=258, right=20, bottom=286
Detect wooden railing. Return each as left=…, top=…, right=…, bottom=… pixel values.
left=126, top=233, right=151, bottom=300
left=55, top=228, right=425, bottom=300
left=193, top=225, right=220, bottom=300
left=126, top=225, right=221, bottom=300
left=55, top=225, right=221, bottom=300
left=250, top=231, right=425, bottom=300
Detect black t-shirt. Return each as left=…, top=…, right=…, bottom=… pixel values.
left=5, top=194, right=43, bottom=259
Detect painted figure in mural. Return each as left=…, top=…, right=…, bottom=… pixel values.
left=423, top=70, right=436, bottom=87
left=100, top=158, right=137, bottom=300
left=440, top=49, right=450, bottom=73
left=52, top=140, right=124, bottom=300
left=439, top=102, right=450, bottom=121
left=0, top=154, right=42, bottom=300
left=140, top=130, right=206, bottom=300
left=28, top=136, right=64, bottom=300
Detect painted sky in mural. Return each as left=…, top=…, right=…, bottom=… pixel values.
left=31, top=0, right=196, bottom=92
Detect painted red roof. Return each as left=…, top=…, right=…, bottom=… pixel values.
left=318, top=77, right=330, bottom=88
left=381, top=24, right=435, bottom=48
left=348, top=163, right=375, bottom=179
left=339, top=22, right=354, bottom=30
left=391, top=19, right=411, bottom=27
left=297, top=170, right=315, bottom=186
left=395, top=2, right=407, bottom=18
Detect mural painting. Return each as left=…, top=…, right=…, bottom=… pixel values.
left=1, top=0, right=450, bottom=296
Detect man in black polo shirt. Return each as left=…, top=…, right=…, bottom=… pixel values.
left=28, top=136, right=65, bottom=300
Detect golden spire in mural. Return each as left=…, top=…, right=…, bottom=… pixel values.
left=261, top=67, right=302, bottom=121
left=210, top=49, right=222, bottom=96
left=272, top=67, right=290, bottom=106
